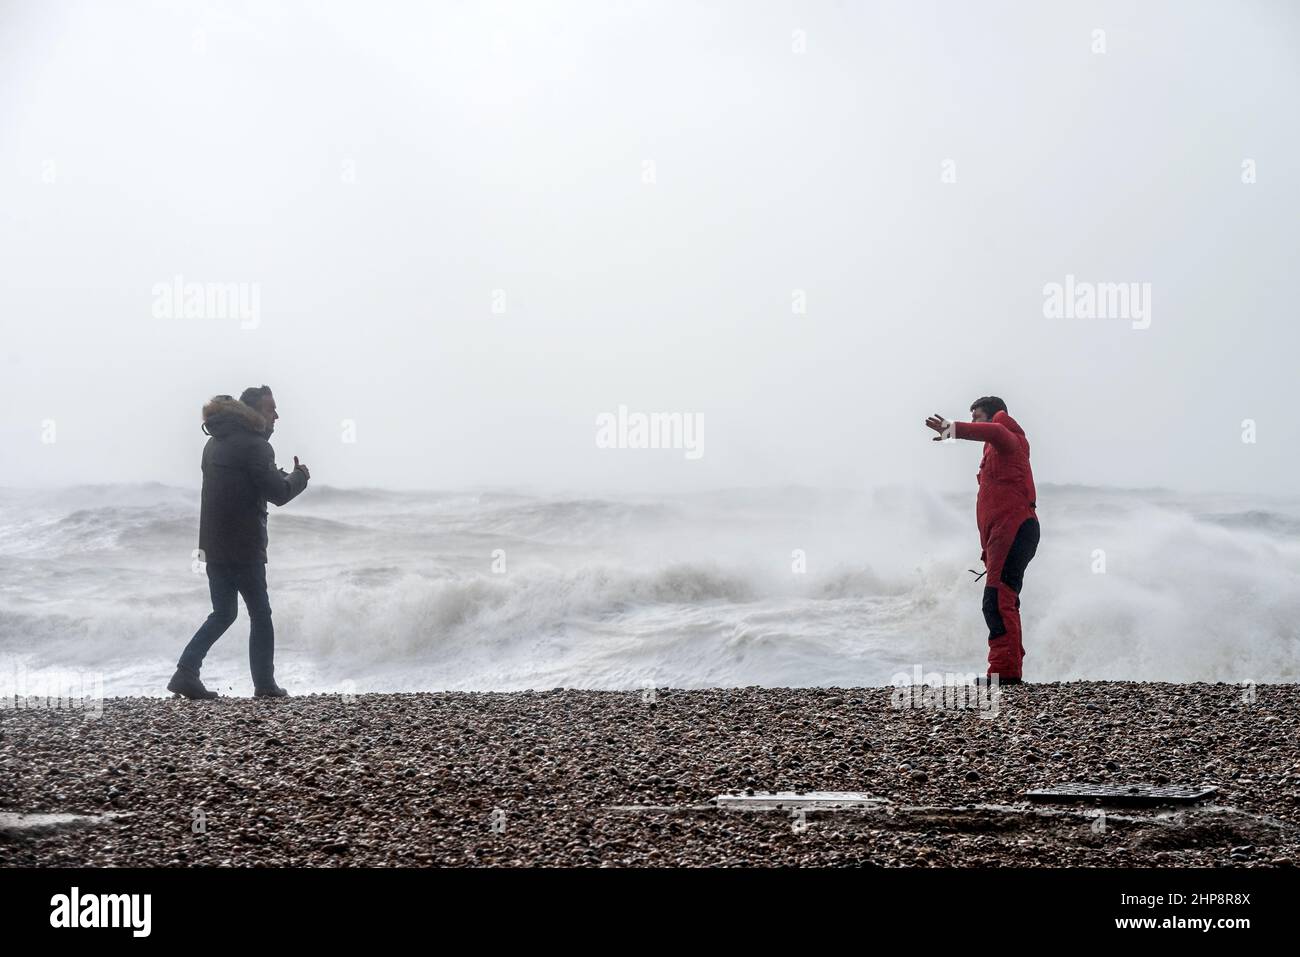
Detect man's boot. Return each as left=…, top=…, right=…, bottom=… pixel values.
left=167, top=666, right=218, bottom=700
left=973, top=674, right=1023, bottom=686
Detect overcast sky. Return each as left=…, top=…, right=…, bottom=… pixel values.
left=2, top=0, right=1297, bottom=496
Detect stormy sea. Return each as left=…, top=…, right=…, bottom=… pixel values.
left=1, top=482, right=1296, bottom=697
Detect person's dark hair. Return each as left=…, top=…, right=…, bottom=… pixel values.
left=239, top=385, right=273, bottom=409
left=969, top=396, right=1008, bottom=418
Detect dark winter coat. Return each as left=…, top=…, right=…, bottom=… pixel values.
left=197, top=396, right=308, bottom=563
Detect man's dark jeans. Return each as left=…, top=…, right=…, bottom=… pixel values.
left=178, top=561, right=276, bottom=688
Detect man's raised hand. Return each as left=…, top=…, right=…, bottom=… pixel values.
left=925, top=413, right=952, bottom=441
left=293, top=455, right=310, bottom=480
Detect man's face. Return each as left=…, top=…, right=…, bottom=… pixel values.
left=257, top=394, right=278, bottom=434
left=971, top=407, right=990, bottom=423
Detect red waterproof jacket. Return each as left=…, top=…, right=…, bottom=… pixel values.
left=953, top=411, right=1037, bottom=562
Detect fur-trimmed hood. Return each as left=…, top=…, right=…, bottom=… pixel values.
left=202, top=395, right=267, bottom=437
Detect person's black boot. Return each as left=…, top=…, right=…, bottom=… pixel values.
left=253, top=683, right=289, bottom=698
left=167, top=667, right=218, bottom=700
left=973, top=673, right=1023, bottom=687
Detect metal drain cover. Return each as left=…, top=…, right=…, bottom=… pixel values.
left=713, top=791, right=888, bottom=810
left=1026, top=783, right=1217, bottom=805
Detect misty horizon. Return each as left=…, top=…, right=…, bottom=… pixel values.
left=3, top=0, right=1297, bottom=498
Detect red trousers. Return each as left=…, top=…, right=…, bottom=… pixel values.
left=981, top=516, right=1040, bottom=678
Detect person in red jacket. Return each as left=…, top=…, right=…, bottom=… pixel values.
left=926, top=397, right=1040, bottom=683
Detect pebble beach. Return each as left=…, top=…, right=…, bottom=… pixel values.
left=3, top=682, right=1298, bottom=867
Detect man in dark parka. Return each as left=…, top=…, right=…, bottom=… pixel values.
left=168, top=386, right=309, bottom=699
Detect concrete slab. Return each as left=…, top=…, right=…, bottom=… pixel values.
left=712, top=791, right=890, bottom=810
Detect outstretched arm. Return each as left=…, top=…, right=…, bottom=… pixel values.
left=952, top=420, right=1018, bottom=453
left=251, top=442, right=308, bottom=506
left=925, top=413, right=1018, bottom=453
